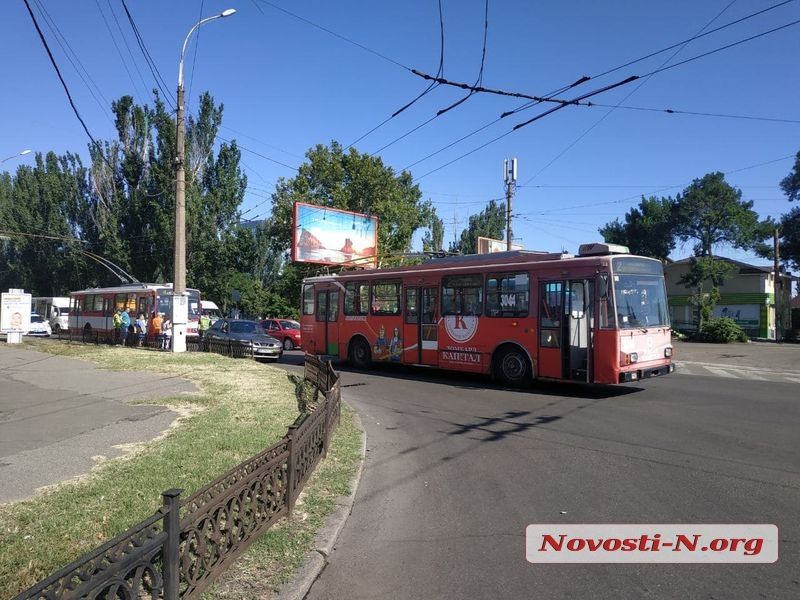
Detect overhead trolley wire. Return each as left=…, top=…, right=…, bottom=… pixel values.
left=120, top=0, right=175, bottom=111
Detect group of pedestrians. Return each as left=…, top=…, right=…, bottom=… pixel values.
left=112, top=307, right=172, bottom=349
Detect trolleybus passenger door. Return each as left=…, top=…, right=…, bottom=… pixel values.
left=538, top=280, right=593, bottom=381
left=403, top=286, right=439, bottom=366
left=566, top=280, right=593, bottom=382
left=315, top=289, right=340, bottom=356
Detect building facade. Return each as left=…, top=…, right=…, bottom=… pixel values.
left=664, top=257, right=794, bottom=340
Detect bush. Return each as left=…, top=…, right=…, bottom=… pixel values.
left=699, top=317, right=748, bottom=343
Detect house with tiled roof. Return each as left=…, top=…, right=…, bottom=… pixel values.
left=664, top=257, right=795, bottom=340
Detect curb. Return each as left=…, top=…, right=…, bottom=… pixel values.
left=275, top=410, right=367, bottom=600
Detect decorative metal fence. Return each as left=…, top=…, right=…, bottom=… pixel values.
left=11, top=355, right=341, bottom=600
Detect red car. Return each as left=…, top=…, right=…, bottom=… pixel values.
left=261, top=318, right=302, bottom=350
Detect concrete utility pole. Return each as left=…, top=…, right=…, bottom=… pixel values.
left=504, top=158, right=517, bottom=250
left=172, top=8, right=235, bottom=352
left=774, top=228, right=781, bottom=341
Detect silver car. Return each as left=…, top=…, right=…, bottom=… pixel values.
left=203, top=318, right=283, bottom=361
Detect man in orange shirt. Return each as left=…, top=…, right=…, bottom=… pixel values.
left=149, top=312, right=164, bottom=348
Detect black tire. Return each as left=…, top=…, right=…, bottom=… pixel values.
left=348, top=337, right=372, bottom=370
left=283, top=338, right=294, bottom=351
left=493, top=346, right=532, bottom=388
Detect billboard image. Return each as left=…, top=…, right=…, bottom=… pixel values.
left=477, top=236, right=523, bottom=253
left=293, top=202, right=378, bottom=267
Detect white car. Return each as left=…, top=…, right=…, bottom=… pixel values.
left=26, top=314, right=52, bottom=337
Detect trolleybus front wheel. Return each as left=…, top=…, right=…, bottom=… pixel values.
left=348, top=337, right=372, bottom=370
left=493, top=346, right=532, bottom=388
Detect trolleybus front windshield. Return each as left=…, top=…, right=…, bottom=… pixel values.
left=612, top=257, right=670, bottom=329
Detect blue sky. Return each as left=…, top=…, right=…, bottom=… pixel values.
left=2, top=0, right=799, bottom=266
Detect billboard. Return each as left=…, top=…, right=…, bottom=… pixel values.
left=292, top=202, right=378, bottom=267
left=477, top=236, right=523, bottom=254
left=1, top=290, right=32, bottom=333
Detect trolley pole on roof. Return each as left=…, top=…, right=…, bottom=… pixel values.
left=504, top=158, right=517, bottom=251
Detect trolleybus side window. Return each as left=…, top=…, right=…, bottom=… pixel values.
left=442, top=275, right=483, bottom=316
left=344, top=281, right=370, bottom=316
left=328, top=291, right=339, bottom=321
left=486, top=272, right=529, bottom=317
left=303, top=284, right=315, bottom=316
left=371, top=281, right=401, bottom=315
left=316, top=291, right=328, bottom=322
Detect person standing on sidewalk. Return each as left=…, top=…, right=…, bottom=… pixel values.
left=149, top=312, right=164, bottom=348
left=199, top=313, right=211, bottom=339
left=120, top=308, right=131, bottom=346
left=112, top=309, right=123, bottom=344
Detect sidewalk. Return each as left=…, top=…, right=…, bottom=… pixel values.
left=673, top=339, right=800, bottom=372
left=0, top=344, right=197, bottom=504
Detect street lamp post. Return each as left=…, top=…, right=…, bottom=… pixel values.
left=1, top=149, right=32, bottom=164
left=172, top=8, right=235, bottom=353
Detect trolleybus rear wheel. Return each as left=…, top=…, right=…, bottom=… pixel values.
left=349, top=337, right=372, bottom=370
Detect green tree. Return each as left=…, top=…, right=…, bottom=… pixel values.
left=265, top=141, right=434, bottom=300
left=678, top=256, right=735, bottom=330
left=777, top=207, right=800, bottom=271
left=449, top=199, right=506, bottom=254
left=673, top=172, right=771, bottom=332
left=775, top=152, right=800, bottom=271
left=598, top=195, right=676, bottom=260
left=674, top=172, right=768, bottom=257
left=779, top=150, right=800, bottom=202
left=80, top=92, right=246, bottom=290
left=0, top=152, right=88, bottom=295
left=421, top=213, right=445, bottom=253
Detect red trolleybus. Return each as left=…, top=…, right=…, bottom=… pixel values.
left=69, top=283, right=202, bottom=339
left=300, top=243, right=675, bottom=386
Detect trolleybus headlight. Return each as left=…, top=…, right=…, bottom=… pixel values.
left=628, top=352, right=638, bottom=364
left=664, top=347, right=673, bottom=358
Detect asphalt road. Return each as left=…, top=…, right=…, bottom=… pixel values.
left=304, top=345, right=800, bottom=600
left=0, top=344, right=197, bottom=504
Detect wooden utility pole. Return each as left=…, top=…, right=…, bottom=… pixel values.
left=504, top=158, right=517, bottom=250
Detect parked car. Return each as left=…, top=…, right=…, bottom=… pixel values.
left=26, top=313, right=52, bottom=337
left=261, top=318, right=302, bottom=351
left=203, top=318, right=283, bottom=361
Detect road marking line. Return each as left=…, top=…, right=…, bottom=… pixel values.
left=704, top=366, right=738, bottom=378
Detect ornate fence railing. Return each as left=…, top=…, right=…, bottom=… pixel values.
left=11, top=355, right=341, bottom=600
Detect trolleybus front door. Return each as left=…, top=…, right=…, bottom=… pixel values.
left=403, top=286, right=439, bottom=366
left=538, top=280, right=593, bottom=382
left=315, top=289, right=340, bottom=357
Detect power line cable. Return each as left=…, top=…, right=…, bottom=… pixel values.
left=186, top=0, right=205, bottom=115
left=412, top=15, right=800, bottom=181
left=22, top=0, right=103, bottom=150
left=435, top=0, right=489, bottom=118
left=30, top=0, right=113, bottom=126
left=590, top=0, right=796, bottom=81
left=524, top=0, right=742, bottom=184
left=347, top=0, right=446, bottom=150
left=119, top=0, right=175, bottom=111
left=253, top=0, right=411, bottom=70
left=95, top=0, right=149, bottom=102
left=405, top=3, right=796, bottom=176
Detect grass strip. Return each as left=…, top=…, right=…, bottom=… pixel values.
left=0, top=339, right=362, bottom=599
